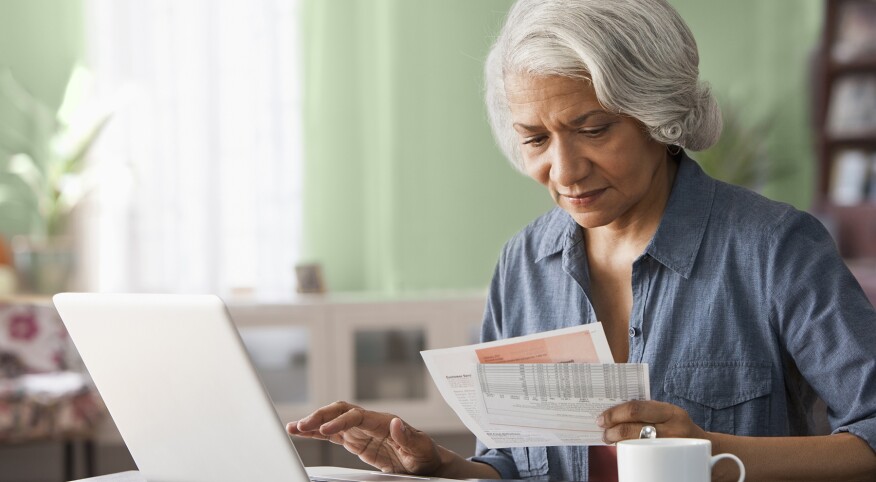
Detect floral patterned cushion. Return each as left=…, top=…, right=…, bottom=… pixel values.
left=0, top=302, right=69, bottom=374
left=0, top=299, right=105, bottom=442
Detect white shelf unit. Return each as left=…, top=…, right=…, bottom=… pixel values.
left=227, top=293, right=487, bottom=435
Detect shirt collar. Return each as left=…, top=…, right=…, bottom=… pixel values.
left=644, top=154, right=715, bottom=279
left=534, top=154, right=715, bottom=279
left=535, top=208, right=581, bottom=263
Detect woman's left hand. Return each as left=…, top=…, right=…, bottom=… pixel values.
left=597, top=400, right=708, bottom=443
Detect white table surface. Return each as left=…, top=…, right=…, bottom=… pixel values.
left=71, top=467, right=415, bottom=482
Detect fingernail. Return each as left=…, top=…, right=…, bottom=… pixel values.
left=596, top=415, right=604, bottom=427
left=400, top=422, right=406, bottom=432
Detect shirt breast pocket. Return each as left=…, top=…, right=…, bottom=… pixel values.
left=511, top=446, right=549, bottom=478
left=663, top=361, right=772, bottom=435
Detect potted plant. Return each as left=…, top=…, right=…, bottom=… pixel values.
left=691, top=102, right=790, bottom=192
left=0, top=65, right=111, bottom=294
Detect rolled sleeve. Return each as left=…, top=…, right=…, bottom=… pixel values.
left=768, top=211, right=876, bottom=453
left=835, top=416, right=876, bottom=454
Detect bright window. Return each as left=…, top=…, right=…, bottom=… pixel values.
left=85, top=0, right=303, bottom=297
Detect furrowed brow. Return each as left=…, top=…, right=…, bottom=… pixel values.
left=512, top=122, right=543, bottom=133
left=569, top=110, right=611, bottom=127
left=512, top=109, right=612, bottom=133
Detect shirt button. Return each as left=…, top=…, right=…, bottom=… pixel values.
left=629, top=327, right=638, bottom=337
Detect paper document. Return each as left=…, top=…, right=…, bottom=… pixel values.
left=420, top=324, right=650, bottom=448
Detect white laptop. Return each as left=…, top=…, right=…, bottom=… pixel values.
left=54, top=293, right=455, bottom=482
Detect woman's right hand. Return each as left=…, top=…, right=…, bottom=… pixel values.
left=286, top=401, right=443, bottom=475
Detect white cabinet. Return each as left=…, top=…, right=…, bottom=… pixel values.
left=228, top=302, right=331, bottom=424
left=227, top=294, right=486, bottom=434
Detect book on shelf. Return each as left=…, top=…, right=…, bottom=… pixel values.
left=868, top=154, right=876, bottom=203
left=833, top=0, right=876, bottom=63
left=826, top=75, right=876, bottom=136
left=830, top=149, right=873, bottom=205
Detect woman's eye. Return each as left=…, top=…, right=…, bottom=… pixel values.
left=522, top=136, right=548, bottom=147
left=579, top=125, right=611, bottom=137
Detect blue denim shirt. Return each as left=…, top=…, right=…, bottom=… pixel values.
left=470, top=155, right=876, bottom=480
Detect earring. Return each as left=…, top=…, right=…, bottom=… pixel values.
left=667, top=145, right=682, bottom=156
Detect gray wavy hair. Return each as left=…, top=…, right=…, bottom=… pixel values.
left=485, top=0, right=723, bottom=172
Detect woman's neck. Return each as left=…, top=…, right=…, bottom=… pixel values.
left=586, top=155, right=679, bottom=259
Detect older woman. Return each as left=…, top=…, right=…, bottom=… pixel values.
left=288, top=0, right=876, bottom=480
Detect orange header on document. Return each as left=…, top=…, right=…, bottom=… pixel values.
left=475, top=330, right=598, bottom=364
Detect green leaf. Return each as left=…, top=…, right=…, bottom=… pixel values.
left=57, top=64, right=95, bottom=125
left=7, top=153, right=44, bottom=196
left=0, top=66, right=112, bottom=237
left=692, top=102, right=791, bottom=191
left=0, top=69, right=56, bottom=169
left=56, top=112, right=112, bottom=176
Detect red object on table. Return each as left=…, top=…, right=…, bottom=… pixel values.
left=588, top=445, right=618, bottom=482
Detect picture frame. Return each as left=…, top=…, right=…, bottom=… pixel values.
left=294, top=263, right=326, bottom=294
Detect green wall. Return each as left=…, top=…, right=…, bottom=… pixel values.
left=0, top=0, right=84, bottom=107
left=671, top=0, right=823, bottom=207
left=301, top=0, right=552, bottom=293
left=0, top=0, right=86, bottom=237
left=301, top=0, right=825, bottom=293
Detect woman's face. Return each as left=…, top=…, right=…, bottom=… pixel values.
left=505, top=74, right=672, bottom=230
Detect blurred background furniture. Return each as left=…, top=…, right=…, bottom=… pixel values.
left=814, top=0, right=876, bottom=259
left=227, top=293, right=485, bottom=469
left=814, top=0, right=876, bottom=303
left=0, top=297, right=105, bottom=481
left=0, top=293, right=484, bottom=480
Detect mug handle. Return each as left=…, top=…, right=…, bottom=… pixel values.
left=710, top=453, right=746, bottom=482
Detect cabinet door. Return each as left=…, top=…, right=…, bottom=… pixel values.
left=228, top=303, right=330, bottom=422
left=330, top=298, right=484, bottom=433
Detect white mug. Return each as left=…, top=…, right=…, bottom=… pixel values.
left=617, top=438, right=745, bottom=482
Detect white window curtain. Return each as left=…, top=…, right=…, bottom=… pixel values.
left=85, top=0, right=303, bottom=297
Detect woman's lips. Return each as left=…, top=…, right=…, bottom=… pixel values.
left=562, top=188, right=606, bottom=207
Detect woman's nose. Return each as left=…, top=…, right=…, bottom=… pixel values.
left=549, top=138, right=589, bottom=187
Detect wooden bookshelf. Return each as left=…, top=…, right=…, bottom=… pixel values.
left=815, top=0, right=876, bottom=258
